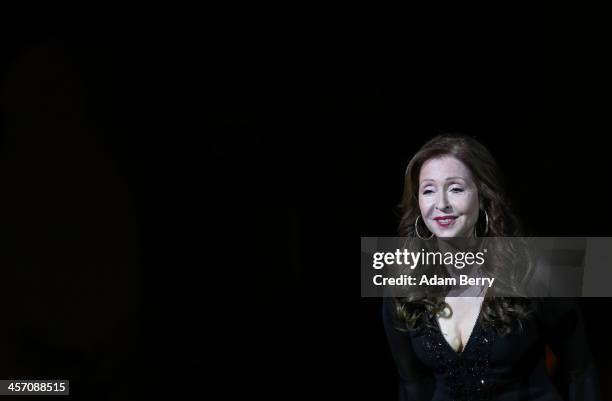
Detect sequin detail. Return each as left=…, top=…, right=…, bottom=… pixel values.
left=420, top=316, right=495, bottom=401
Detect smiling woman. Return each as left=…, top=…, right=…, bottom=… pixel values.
left=418, top=157, right=480, bottom=238
left=383, top=133, right=602, bottom=400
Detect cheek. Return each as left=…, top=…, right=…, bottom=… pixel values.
left=461, top=195, right=480, bottom=222
left=418, top=196, right=432, bottom=215
left=452, top=194, right=479, bottom=216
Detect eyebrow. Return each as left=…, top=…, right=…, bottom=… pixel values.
left=420, top=177, right=467, bottom=184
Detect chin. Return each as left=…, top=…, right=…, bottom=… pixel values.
left=436, top=229, right=465, bottom=238
left=438, top=233, right=458, bottom=238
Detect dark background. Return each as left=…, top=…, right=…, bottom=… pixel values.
left=0, top=11, right=610, bottom=401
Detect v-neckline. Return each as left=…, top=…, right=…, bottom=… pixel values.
left=433, top=296, right=487, bottom=357
left=434, top=316, right=481, bottom=356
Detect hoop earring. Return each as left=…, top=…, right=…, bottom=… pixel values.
left=415, top=215, right=434, bottom=239
left=474, top=209, right=490, bottom=238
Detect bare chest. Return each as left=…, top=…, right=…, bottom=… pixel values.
left=436, top=297, right=485, bottom=353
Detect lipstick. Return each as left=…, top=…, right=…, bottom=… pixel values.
left=433, top=215, right=457, bottom=228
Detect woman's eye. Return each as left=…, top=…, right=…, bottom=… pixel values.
left=450, top=187, right=464, bottom=193
left=422, top=189, right=433, bottom=195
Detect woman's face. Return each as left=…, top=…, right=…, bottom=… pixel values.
left=418, top=156, right=480, bottom=238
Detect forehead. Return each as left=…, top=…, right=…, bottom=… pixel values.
left=419, top=156, right=473, bottom=183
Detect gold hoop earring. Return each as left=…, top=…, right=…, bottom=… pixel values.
left=415, top=215, right=434, bottom=239
left=474, top=209, right=490, bottom=238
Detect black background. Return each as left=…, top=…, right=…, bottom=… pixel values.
left=1, top=10, right=611, bottom=400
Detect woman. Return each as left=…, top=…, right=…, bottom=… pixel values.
left=383, top=134, right=602, bottom=400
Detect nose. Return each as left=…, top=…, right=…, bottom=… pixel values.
left=435, top=192, right=451, bottom=211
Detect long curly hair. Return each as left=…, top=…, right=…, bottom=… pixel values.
left=393, top=133, right=534, bottom=336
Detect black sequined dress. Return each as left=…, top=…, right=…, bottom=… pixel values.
left=382, top=298, right=602, bottom=400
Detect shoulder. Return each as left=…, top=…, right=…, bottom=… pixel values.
left=529, top=298, right=584, bottom=332
left=382, top=297, right=400, bottom=325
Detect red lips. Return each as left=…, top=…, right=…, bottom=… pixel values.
left=433, top=215, right=458, bottom=220
left=434, top=216, right=457, bottom=228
